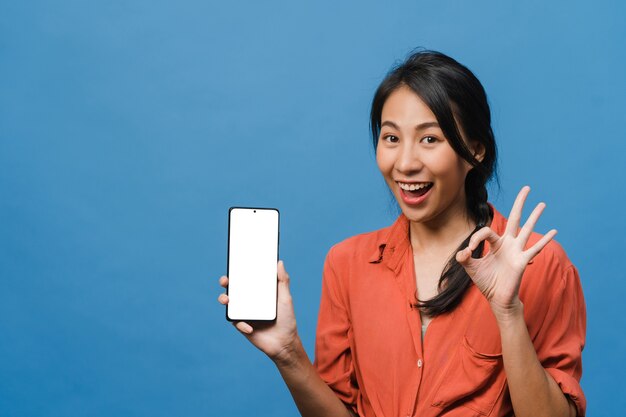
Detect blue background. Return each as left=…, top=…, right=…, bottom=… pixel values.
left=1, top=1, right=624, bottom=416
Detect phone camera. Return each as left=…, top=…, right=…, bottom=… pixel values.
left=254, top=210, right=256, bottom=213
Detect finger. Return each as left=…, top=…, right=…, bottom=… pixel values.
left=518, top=202, right=546, bottom=244
left=456, top=227, right=499, bottom=270
left=234, top=321, right=253, bottom=334
left=217, top=293, right=229, bottom=305
left=468, top=226, right=500, bottom=252
left=524, top=229, right=557, bottom=261
left=505, top=186, right=531, bottom=236
left=219, top=276, right=229, bottom=288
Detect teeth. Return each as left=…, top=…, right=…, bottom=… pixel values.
left=398, top=182, right=432, bottom=191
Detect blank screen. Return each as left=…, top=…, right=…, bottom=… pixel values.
left=227, top=208, right=279, bottom=321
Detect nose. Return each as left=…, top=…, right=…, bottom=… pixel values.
left=395, top=141, right=423, bottom=174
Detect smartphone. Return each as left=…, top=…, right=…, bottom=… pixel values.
left=226, top=207, right=280, bottom=322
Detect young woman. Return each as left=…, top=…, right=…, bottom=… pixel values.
left=217, top=50, right=586, bottom=417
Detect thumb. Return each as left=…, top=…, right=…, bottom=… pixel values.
left=456, top=247, right=476, bottom=270
left=277, top=260, right=291, bottom=290
left=456, top=247, right=481, bottom=282
left=277, top=260, right=294, bottom=302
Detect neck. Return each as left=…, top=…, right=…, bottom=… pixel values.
left=409, top=204, right=476, bottom=255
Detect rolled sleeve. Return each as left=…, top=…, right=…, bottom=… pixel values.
left=545, top=367, right=585, bottom=416
left=532, top=262, right=587, bottom=416
left=313, top=247, right=359, bottom=414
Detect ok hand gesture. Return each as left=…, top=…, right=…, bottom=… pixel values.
left=455, top=186, right=557, bottom=321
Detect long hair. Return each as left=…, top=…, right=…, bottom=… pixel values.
left=370, top=50, right=498, bottom=316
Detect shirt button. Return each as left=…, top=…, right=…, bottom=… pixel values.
left=417, top=359, right=423, bottom=368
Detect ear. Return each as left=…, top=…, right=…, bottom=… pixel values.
left=470, top=141, right=486, bottom=163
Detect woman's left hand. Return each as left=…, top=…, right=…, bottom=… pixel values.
left=455, top=186, right=557, bottom=321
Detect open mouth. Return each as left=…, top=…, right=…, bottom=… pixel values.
left=398, top=182, right=433, bottom=198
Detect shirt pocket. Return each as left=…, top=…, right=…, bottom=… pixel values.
left=431, top=336, right=507, bottom=416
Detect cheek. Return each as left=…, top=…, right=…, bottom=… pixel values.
left=375, top=148, right=392, bottom=174
left=424, top=149, right=469, bottom=181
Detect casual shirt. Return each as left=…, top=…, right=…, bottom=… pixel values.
left=313, top=207, right=586, bottom=417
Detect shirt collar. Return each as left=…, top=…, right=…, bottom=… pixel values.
left=368, top=204, right=506, bottom=271
left=368, top=213, right=411, bottom=272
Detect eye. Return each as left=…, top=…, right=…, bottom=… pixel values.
left=382, top=134, right=399, bottom=144
left=420, top=136, right=438, bottom=144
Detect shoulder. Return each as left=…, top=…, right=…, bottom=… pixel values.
left=320, top=224, right=392, bottom=301
left=526, top=233, right=575, bottom=278
left=326, top=223, right=392, bottom=266
left=520, top=232, right=581, bottom=299
left=520, top=233, right=586, bottom=346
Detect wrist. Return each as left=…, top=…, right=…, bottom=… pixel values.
left=491, top=298, right=525, bottom=325
left=272, top=335, right=307, bottom=369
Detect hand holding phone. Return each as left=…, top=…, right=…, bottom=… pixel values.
left=218, top=261, right=300, bottom=362
left=218, top=208, right=301, bottom=361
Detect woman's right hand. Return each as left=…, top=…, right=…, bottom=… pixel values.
left=217, top=260, right=300, bottom=364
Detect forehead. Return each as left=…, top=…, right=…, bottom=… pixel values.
left=381, top=86, right=438, bottom=125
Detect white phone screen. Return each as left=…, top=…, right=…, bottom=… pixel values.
left=227, top=207, right=279, bottom=321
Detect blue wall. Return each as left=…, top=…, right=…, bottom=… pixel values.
left=1, top=1, right=624, bottom=416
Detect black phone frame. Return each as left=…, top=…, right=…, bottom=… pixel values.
left=225, top=206, right=280, bottom=323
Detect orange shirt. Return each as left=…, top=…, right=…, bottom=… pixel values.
left=313, top=207, right=586, bottom=417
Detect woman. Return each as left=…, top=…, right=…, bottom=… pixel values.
left=217, top=50, right=586, bottom=417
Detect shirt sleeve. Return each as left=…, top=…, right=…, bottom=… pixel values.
left=313, top=247, right=359, bottom=415
left=527, top=259, right=587, bottom=416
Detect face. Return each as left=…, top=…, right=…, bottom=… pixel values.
left=376, top=86, right=476, bottom=226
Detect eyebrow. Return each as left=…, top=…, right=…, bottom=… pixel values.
left=380, top=121, right=440, bottom=131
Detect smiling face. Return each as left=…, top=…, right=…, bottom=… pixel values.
left=376, top=85, right=476, bottom=227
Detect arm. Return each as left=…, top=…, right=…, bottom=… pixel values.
left=273, top=338, right=358, bottom=417
left=218, top=261, right=356, bottom=417
left=496, top=303, right=576, bottom=417
left=456, top=187, right=580, bottom=417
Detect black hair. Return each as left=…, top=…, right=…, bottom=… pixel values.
left=370, top=49, right=498, bottom=316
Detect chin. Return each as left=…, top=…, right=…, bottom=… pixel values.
left=398, top=205, right=434, bottom=224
